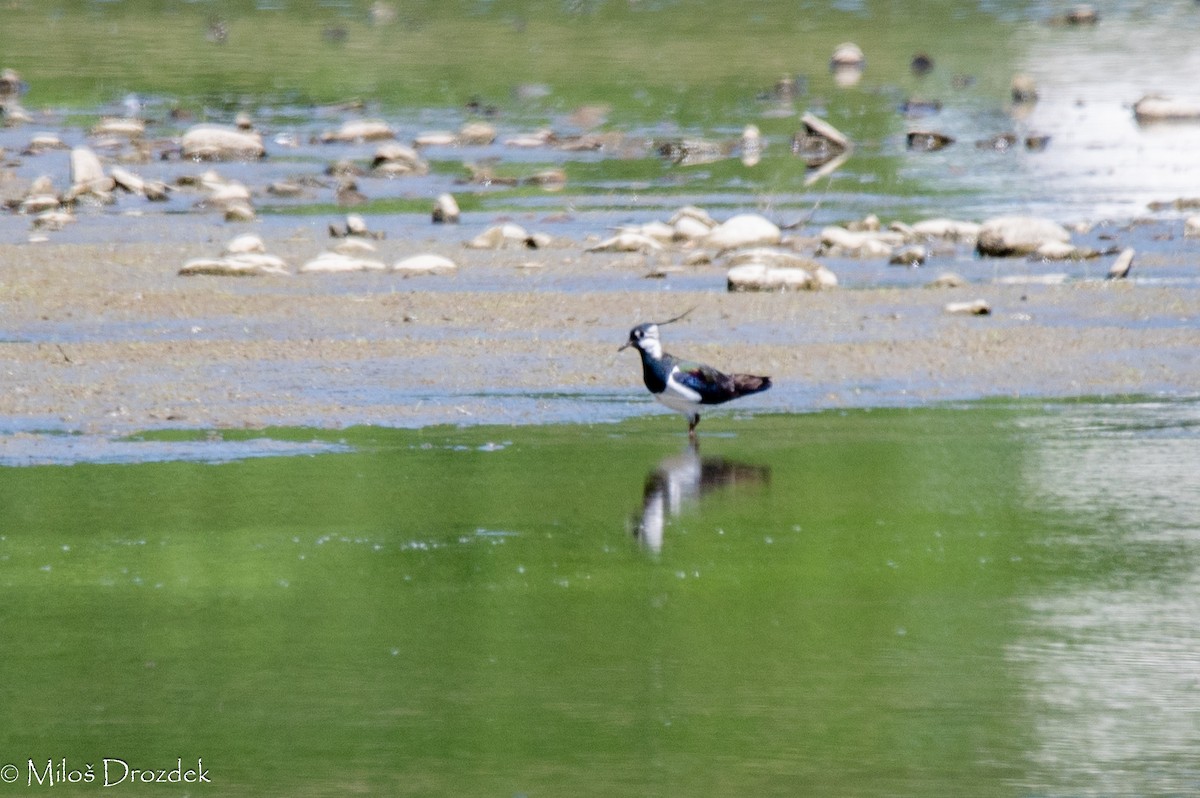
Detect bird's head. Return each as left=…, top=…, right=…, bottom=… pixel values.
left=618, top=307, right=695, bottom=359
left=619, top=323, right=662, bottom=358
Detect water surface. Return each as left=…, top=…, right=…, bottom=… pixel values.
left=1, top=401, right=1198, bottom=796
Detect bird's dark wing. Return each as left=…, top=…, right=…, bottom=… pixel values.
left=675, top=359, right=737, bottom=404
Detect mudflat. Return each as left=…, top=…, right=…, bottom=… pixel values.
left=2, top=231, right=1197, bottom=437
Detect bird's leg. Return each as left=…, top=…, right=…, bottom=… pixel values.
left=687, top=413, right=700, bottom=440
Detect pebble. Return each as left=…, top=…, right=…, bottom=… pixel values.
left=928, top=272, right=967, bottom=289
left=793, top=112, right=852, bottom=169
left=945, top=299, right=991, bottom=316
left=830, top=42, right=865, bottom=87
left=1107, top=248, right=1134, bottom=280
left=1011, top=74, right=1038, bottom=104
left=889, top=245, right=927, bottom=266
left=432, top=193, right=460, bottom=224
left=907, top=130, right=955, bottom=151
left=329, top=213, right=384, bottom=239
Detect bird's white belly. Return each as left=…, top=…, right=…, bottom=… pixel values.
left=655, top=370, right=702, bottom=415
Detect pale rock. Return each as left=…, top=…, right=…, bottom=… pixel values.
left=223, top=234, right=266, bottom=255
left=819, top=225, right=901, bottom=257
left=466, top=223, right=531, bottom=249
left=371, top=142, right=428, bottom=176
left=321, top=119, right=395, bottom=143
left=995, top=274, right=1068, bottom=285
left=179, top=253, right=289, bottom=277
left=813, top=264, right=839, bottom=288
left=181, top=125, right=266, bottom=160
left=92, top=117, right=145, bottom=138
left=110, top=166, right=146, bottom=194
left=703, top=213, right=781, bottom=251
left=617, top=221, right=676, bottom=242
left=413, top=131, right=458, bottom=147
left=299, top=252, right=387, bottom=273
left=458, top=122, right=497, bottom=145
left=68, top=147, right=114, bottom=197
left=1134, top=95, right=1200, bottom=123
left=726, top=248, right=823, bottom=270
left=393, top=254, right=458, bottom=275
left=333, top=238, right=378, bottom=255
left=1034, top=240, right=1097, bottom=260
left=668, top=206, right=717, bottom=229
left=727, top=262, right=816, bottom=292
left=586, top=233, right=664, bottom=253
left=223, top=202, right=256, bottom=222
left=505, top=129, right=555, bottom=148
left=32, top=209, right=74, bottom=230
left=911, top=218, right=982, bottom=242
left=24, top=133, right=69, bottom=153
left=976, top=216, right=1070, bottom=256
left=673, top=215, right=714, bottom=241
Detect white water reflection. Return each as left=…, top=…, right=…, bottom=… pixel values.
left=1013, top=4, right=1200, bottom=218
left=1014, top=401, right=1200, bottom=796
left=898, top=3, right=1200, bottom=222
left=632, top=443, right=769, bottom=553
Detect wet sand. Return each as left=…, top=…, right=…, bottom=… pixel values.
left=2, top=231, right=1197, bottom=441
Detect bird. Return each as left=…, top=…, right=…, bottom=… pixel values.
left=619, top=310, right=771, bottom=439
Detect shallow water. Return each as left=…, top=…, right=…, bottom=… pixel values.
left=1, top=401, right=1198, bottom=795
left=3, top=1, right=1200, bottom=238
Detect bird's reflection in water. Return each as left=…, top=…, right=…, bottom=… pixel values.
left=633, top=442, right=771, bottom=553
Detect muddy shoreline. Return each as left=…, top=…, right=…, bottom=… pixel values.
left=2, top=227, right=1197, bottom=443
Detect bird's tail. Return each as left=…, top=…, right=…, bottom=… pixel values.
left=732, top=374, right=771, bottom=396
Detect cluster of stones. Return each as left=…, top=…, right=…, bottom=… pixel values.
left=178, top=218, right=460, bottom=278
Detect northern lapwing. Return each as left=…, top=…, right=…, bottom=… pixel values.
left=619, top=310, right=772, bottom=439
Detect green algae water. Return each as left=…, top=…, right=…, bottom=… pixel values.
left=1, top=401, right=1198, bottom=796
